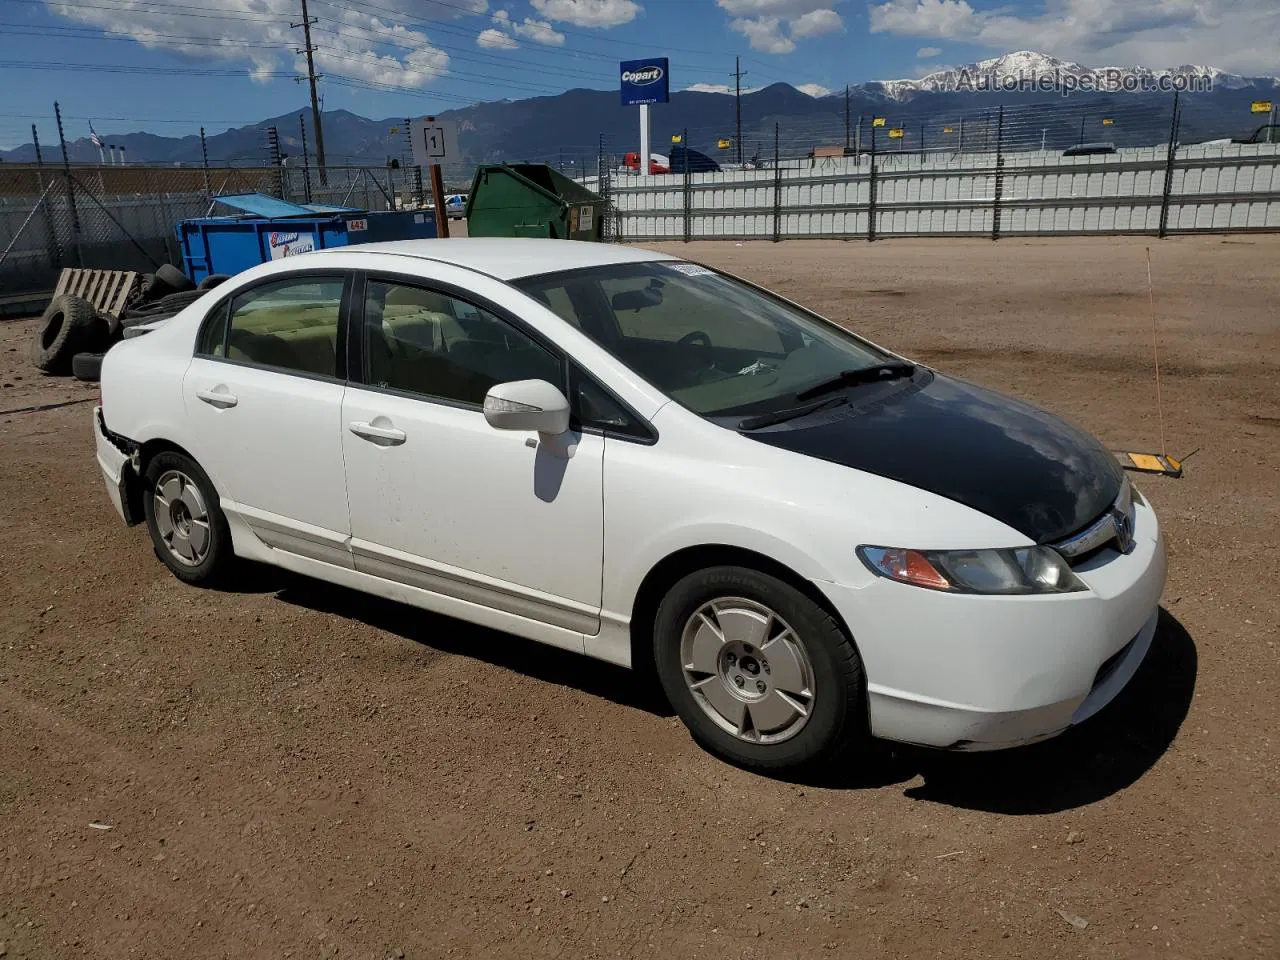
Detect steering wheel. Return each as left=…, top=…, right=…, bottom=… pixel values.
left=677, top=330, right=712, bottom=349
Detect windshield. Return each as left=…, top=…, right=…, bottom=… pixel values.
left=512, top=261, right=891, bottom=418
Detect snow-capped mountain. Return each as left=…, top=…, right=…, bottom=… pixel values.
left=866, top=50, right=1277, bottom=101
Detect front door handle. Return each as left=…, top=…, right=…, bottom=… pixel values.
left=196, top=388, right=238, bottom=409
left=349, top=420, right=406, bottom=445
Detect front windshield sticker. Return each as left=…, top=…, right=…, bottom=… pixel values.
left=664, top=262, right=716, bottom=277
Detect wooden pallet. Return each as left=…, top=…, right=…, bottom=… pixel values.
left=52, top=268, right=138, bottom=319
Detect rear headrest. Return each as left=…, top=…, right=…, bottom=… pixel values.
left=384, top=286, right=452, bottom=313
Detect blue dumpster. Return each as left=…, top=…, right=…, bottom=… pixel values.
left=177, top=193, right=437, bottom=283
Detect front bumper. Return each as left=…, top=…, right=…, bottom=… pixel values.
left=824, top=495, right=1167, bottom=751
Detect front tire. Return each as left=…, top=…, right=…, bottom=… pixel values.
left=654, top=566, right=866, bottom=773
left=142, top=451, right=233, bottom=586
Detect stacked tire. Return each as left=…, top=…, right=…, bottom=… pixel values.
left=32, top=265, right=210, bottom=382
left=30, top=295, right=112, bottom=380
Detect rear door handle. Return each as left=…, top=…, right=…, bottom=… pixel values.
left=196, top=388, right=238, bottom=409
left=349, top=421, right=406, bottom=445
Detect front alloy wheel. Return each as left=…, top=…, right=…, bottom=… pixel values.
left=680, top=598, right=816, bottom=744
left=654, top=565, right=866, bottom=773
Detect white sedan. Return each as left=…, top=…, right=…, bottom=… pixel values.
left=93, top=239, right=1166, bottom=772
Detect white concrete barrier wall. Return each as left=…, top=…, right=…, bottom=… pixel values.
left=601, top=142, right=1280, bottom=239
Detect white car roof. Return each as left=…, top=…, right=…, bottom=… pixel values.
left=313, top=238, right=678, bottom=281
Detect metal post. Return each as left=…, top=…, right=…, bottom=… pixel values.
left=639, top=103, right=651, bottom=179
left=1079, top=113, right=1087, bottom=146
left=868, top=125, right=877, bottom=242
left=200, top=126, right=211, bottom=195
left=429, top=163, right=449, bottom=238
left=958, top=117, right=964, bottom=153
left=266, top=126, right=283, bottom=199
left=682, top=127, right=691, bottom=243
left=54, top=101, right=83, bottom=267
left=772, top=123, right=781, bottom=242
left=1158, top=92, right=1182, bottom=239
left=844, top=86, right=851, bottom=151
left=855, top=115, right=863, bottom=155
left=299, top=113, right=313, bottom=204
left=733, top=56, right=747, bottom=166
left=920, top=122, right=925, bottom=155
left=31, top=124, right=63, bottom=269
left=991, top=106, right=1005, bottom=241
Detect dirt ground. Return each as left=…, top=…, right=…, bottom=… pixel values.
left=1, top=235, right=1277, bottom=960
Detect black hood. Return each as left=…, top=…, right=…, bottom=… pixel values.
left=744, top=369, right=1124, bottom=544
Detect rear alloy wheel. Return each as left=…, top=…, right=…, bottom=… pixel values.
left=142, top=451, right=232, bottom=586
left=654, top=566, right=866, bottom=773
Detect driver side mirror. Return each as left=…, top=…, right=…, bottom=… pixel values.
left=483, top=379, right=570, bottom=436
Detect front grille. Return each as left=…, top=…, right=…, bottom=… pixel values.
left=1050, top=479, right=1134, bottom=567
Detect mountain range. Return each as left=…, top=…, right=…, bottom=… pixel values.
left=2, top=52, right=1276, bottom=170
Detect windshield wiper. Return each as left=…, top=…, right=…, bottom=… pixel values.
left=793, top=361, right=917, bottom=403
left=737, top=395, right=849, bottom=431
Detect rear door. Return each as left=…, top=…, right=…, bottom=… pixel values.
left=181, top=270, right=354, bottom=567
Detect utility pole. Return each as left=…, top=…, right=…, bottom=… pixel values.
left=200, top=126, right=210, bottom=194
left=844, top=85, right=851, bottom=151
left=732, top=56, right=748, bottom=166
left=293, top=0, right=327, bottom=185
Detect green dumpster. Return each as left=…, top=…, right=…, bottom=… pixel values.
left=464, top=163, right=603, bottom=241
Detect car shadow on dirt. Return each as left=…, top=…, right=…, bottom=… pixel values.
left=852, top=607, right=1198, bottom=813
left=271, top=572, right=677, bottom=719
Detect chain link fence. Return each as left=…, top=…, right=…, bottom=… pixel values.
left=0, top=162, right=419, bottom=301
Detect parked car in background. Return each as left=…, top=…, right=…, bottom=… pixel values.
left=444, top=194, right=468, bottom=219
left=93, top=238, right=1165, bottom=773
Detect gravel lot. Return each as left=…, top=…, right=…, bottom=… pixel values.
left=1, top=235, right=1277, bottom=960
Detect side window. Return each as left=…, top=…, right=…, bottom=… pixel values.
left=364, top=279, right=562, bottom=406
left=571, top=364, right=651, bottom=441
left=224, top=276, right=344, bottom=377
left=196, top=301, right=229, bottom=357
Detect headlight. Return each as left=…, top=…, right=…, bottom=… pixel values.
left=856, top=545, right=1086, bottom=595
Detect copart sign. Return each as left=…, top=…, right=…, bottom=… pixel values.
left=620, top=57, right=670, bottom=107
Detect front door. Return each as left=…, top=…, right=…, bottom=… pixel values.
left=340, top=275, right=605, bottom=640
left=182, top=271, right=352, bottom=566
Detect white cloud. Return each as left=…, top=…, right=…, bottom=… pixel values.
left=718, top=0, right=837, bottom=14
left=42, top=0, right=486, bottom=89
left=917, top=45, right=943, bottom=58
left=530, top=0, right=641, bottom=28
left=513, top=18, right=566, bottom=45
left=868, top=0, right=1280, bottom=76
left=790, top=9, right=843, bottom=38
left=796, top=82, right=833, bottom=96
left=731, top=16, right=796, bottom=54
left=477, top=27, right=519, bottom=49
left=719, top=2, right=844, bottom=53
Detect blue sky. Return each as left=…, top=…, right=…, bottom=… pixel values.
left=1, top=1, right=1278, bottom=149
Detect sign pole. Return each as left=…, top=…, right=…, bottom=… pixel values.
left=639, top=103, right=651, bottom=179
left=430, top=163, right=449, bottom=239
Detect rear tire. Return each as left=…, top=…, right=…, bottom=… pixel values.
left=653, top=565, right=866, bottom=773
left=142, top=451, right=233, bottom=586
